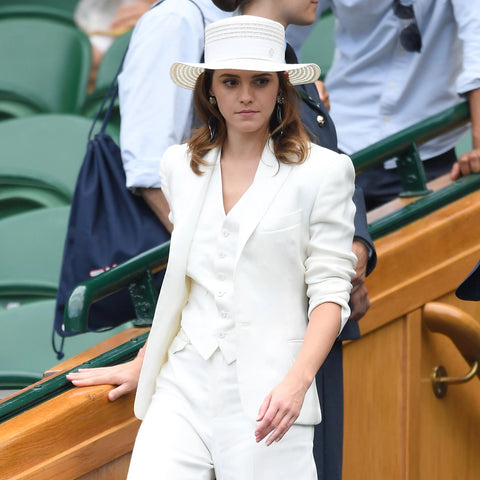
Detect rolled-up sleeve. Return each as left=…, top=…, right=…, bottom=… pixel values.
left=305, top=153, right=357, bottom=334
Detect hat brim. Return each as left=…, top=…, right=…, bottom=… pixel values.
left=170, top=60, right=321, bottom=90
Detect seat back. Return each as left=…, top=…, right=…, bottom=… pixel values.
left=0, top=299, right=134, bottom=389
left=0, top=206, right=70, bottom=304
left=0, top=114, right=119, bottom=218
left=0, top=16, right=91, bottom=114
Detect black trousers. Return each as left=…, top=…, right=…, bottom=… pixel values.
left=356, top=148, right=457, bottom=211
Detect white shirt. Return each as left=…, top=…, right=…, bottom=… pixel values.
left=287, top=0, right=480, bottom=165
left=118, top=0, right=230, bottom=190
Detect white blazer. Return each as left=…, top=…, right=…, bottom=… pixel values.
left=134, top=140, right=357, bottom=425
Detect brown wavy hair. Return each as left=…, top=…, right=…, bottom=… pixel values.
left=188, top=69, right=311, bottom=175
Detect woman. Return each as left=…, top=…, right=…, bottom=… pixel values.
left=123, top=15, right=356, bottom=478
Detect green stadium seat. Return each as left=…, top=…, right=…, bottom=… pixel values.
left=0, top=15, right=91, bottom=117
left=0, top=0, right=79, bottom=17
left=0, top=86, right=46, bottom=121
left=300, top=10, right=336, bottom=80
left=0, top=4, right=75, bottom=25
left=0, top=299, right=134, bottom=389
left=0, top=186, right=67, bottom=220
left=0, top=206, right=70, bottom=306
left=0, top=114, right=119, bottom=219
left=79, top=30, right=132, bottom=127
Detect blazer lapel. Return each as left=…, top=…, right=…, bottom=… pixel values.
left=234, top=140, right=293, bottom=265
left=157, top=147, right=220, bottom=303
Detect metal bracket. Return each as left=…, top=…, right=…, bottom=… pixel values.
left=397, top=143, right=432, bottom=197
left=128, top=269, right=158, bottom=327
left=431, top=361, right=479, bottom=399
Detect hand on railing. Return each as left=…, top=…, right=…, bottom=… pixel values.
left=450, top=147, right=480, bottom=180
left=66, top=345, right=146, bottom=401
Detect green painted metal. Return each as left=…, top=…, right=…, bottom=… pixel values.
left=128, top=268, right=160, bottom=327
left=0, top=332, right=148, bottom=424
left=352, top=101, right=470, bottom=172
left=369, top=173, right=480, bottom=240
left=396, top=143, right=431, bottom=197
left=65, top=242, right=170, bottom=333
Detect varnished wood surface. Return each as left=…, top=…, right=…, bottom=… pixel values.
left=343, top=185, right=480, bottom=480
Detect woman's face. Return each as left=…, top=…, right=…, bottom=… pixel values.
left=210, top=69, right=280, bottom=137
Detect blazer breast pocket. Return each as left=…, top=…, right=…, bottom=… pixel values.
left=257, top=209, right=302, bottom=234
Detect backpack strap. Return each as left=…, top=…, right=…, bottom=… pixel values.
left=89, top=0, right=206, bottom=139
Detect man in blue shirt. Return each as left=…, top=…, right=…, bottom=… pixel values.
left=288, top=0, right=480, bottom=209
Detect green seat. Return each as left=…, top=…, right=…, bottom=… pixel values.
left=0, top=299, right=134, bottom=389
left=0, top=0, right=79, bottom=16
left=0, top=206, right=70, bottom=306
left=0, top=86, right=46, bottom=121
left=0, top=15, right=91, bottom=117
left=0, top=114, right=119, bottom=219
left=79, top=30, right=132, bottom=127
left=300, top=10, right=336, bottom=80
left=0, top=3, right=76, bottom=25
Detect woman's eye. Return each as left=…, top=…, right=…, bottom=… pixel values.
left=223, top=79, right=237, bottom=87
left=255, top=77, right=270, bottom=87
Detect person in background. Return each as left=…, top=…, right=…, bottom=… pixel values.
left=74, top=0, right=157, bottom=91
left=288, top=0, right=480, bottom=210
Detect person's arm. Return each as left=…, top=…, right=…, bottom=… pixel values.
left=140, top=187, right=173, bottom=232
left=66, top=344, right=146, bottom=401
left=255, top=151, right=356, bottom=445
left=118, top=2, right=205, bottom=228
left=450, top=88, right=480, bottom=180
left=255, top=302, right=341, bottom=445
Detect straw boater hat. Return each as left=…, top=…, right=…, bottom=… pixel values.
left=170, top=15, right=321, bottom=90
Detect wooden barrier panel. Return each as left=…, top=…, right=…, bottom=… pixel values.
left=0, top=329, right=146, bottom=480
left=343, top=185, right=480, bottom=480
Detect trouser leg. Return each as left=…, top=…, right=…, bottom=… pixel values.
left=128, top=340, right=317, bottom=479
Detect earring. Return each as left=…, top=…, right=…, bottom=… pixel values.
left=208, top=95, right=217, bottom=107
left=276, top=95, right=285, bottom=136
left=208, top=116, right=217, bottom=142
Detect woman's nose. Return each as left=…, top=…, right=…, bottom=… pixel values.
left=239, top=85, right=253, bottom=103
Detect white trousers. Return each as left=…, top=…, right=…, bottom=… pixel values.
left=127, top=339, right=317, bottom=480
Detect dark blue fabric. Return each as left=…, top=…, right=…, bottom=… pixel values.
left=456, top=260, right=480, bottom=301
left=53, top=131, right=170, bottom=343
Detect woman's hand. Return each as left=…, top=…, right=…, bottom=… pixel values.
left=66, top=347, right=145, bottom=401
left=254, top=373, right=308, bottom=446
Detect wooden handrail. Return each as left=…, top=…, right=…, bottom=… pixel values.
left=423, top=302, right=480, bottom=378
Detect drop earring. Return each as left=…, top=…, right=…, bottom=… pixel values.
left=208, top=116, right=217, bottom=142
left=208, top=95, right=217, bottom=107
left=276, top=93, right=285, bottom=136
